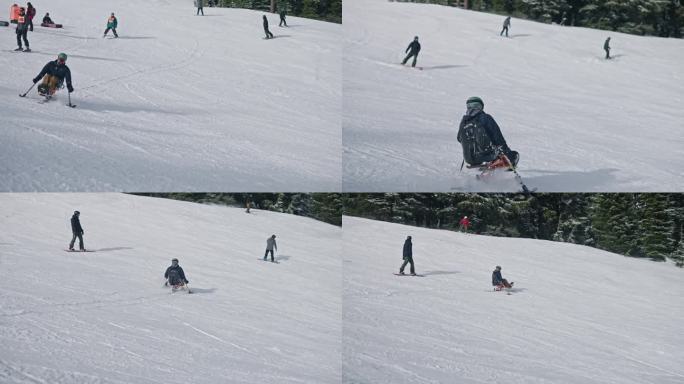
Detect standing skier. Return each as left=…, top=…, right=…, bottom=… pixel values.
left=68, top=211, right=85, bottom=251
left=14, top=7, right=30, bottom=52
left=263, top=15, right=274, bottom=39
left=279, top=9, right=287, bottom=27
left=604, top=37, right=611, bottom=59
left=103, top=12, right=118, bottom=38
left=457, top=96, right=519, bottom=168
left=401, top=36, right=421, bottom=68
left=459, top=216, right=470, bottom=232
left=165, top=258, right=190, bottom=287
left=33, top=53, right=74, bottom=97
left=492, top=265, right=513, bottom=289
left=500, top=16, right=511, bottom=37
left=196, top=0, right=204, bottom=16
left=264, top=234, right=277, bottom=262
left=26, top=2, right=35, bottom=31
left=399, top=236, right=416, bottom=275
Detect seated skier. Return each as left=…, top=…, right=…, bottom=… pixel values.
left=165, top=258, right=189, bottom=288
left=492, top=265, right=513, bottom=290
left=457, top=96, right=519, bottom=169
left=33, top=53, right=73, bottom=97
left=41, top=13, right=54, bottom=25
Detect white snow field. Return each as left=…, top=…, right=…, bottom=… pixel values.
left=0, top=0, right=340, bottom=192
left=0, top=194, right=341, bottom=383
left=342, top=216, right=684, bottom=384
left=343, top=0, right=684, bottom=192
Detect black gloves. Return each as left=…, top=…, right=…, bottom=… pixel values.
left=32, top=77, right=39, bottom=84
left=67, top=85, right=74, bottom=93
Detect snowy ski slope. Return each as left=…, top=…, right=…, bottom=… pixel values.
left=343, top=0, right=684, bottom=192
left=343, top=216, right=684, bottom=384
left=0, top=194, right=341, bottom=383
left=0, top=0, right=341, bottom=191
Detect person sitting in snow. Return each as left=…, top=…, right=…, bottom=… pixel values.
left=492, top=265, right=513, bottom=289
left=42, top=12, right=54, bottom=25
left=165, top=258, right=189, bottom=287
left=33, top=52, right=74, bottom=96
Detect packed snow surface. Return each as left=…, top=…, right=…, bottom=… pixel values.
left=343, top=0, right=684, bottom=192
left=0, top=193, right=341, bottom=383
left=343, top=216, right=684, bottom=383
left=0, top=0, right=341, bottom=191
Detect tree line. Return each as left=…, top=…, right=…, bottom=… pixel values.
left=344, top=193, right=684, bottom=266
left=211, top=0, right=341, bottom=23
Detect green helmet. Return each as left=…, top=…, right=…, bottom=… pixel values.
left=57, top=52, right=67, bottom=61
left=466, top=96, right=483, bottom=106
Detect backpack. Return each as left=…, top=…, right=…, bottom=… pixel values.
left=460, top=118, right=493, bottom=165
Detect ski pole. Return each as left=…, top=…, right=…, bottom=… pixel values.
left=19, top=82, right=36, bottom=97
left=67, top=91, right=75, bottom=108
left=459, top=158, right=464, bottom=172
left=501, top=153, right=532, bottom=194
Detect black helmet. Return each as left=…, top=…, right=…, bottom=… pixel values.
left=74, top=210, right=80, bottom=215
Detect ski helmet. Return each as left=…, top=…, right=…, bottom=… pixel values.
left=466, top=96, right=483, bottom=106
left=495, top=265, right=501, bottom=270
left=58, top=52, right=67, bottom=62
left=74, top=210, right=80, bottom=215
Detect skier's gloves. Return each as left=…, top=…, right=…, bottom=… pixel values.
left=32, top=77, right=39, bottom=84
left=185, top=280, right=190, bottom=284
left=67, top=85, right=74, bottom=93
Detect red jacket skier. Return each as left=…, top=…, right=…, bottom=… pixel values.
left=459, top=216, right=470, bottom=232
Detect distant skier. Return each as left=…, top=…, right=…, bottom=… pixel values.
left=42, top=12, right=53, bottom=25
left=245, top=200, right=252, bottom=213
left=399, top=236, right=416, bottom=275
left=33, top=53, right=74, bottom=97
left=195, top=0, right=204, bottom=16
left=263, top=15, right=274, bottom=39
left=14, top=7, right=30, bottom=52
left=279, top=9, right=287, bottom=27
left=26, top=2, right=35, bottom=31
left=165, top=258, right=190, bottom=287
left=459, top=216, right=470, bottom=232
left=103, top=12, right=118, bottom=38
left=68, top=211, right=85, bottom=251
left=492, top=265, right=513, bottom=289
left=401, top=36, right=421, bottom=68
left=457, top=96, right=519, bottom=169
left=604, top=37, right=611, bottom=59
left=264, top=234, right=277, bottom=262
left=500, top=16, right=511, bottom=37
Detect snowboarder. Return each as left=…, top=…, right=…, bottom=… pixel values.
left=399, top=236, right=416, bottom=275
left=457, top=96, right=519, bottom=169
left=195, top=0, right=204, bottom=16
left=14, top=7, right=30, bottom=52
left=401, top=36, right=420, bottom=68
left=33, top=53, right=74, bottom=97
left=263, top=15, right=274, bottom=39
left=264, top=234, right=277, bottom=262
left=103, top=12, right=118, bottom=38
left=500, top=16, right=511, bottom=37
left=68, top=211, right=85, bottom=251
left=42, top=12, right=53, bottom=25
left=604, top=37, right=611, bottom=59
left=492, top=265, right=513, bottom=289
left=26, top=2, right=35, bottom=31
left=279, top=9, right=287, bottom=27
left=459, top=216, right=470, bottom=232
left=165, top=258, right=190, bottom=288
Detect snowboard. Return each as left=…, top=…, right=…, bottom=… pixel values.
left=64, top=249, right=95, bottom=252
left=393, top=273, right=424, bottom=277
left=0, top=21, right=9, bottom=27
left=40, top=23, right=63, bottom=28
left=258, top=258, right=279, bottom=264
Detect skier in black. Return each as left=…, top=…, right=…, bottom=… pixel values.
left=401, top=36, right=420, bottom=67
left=69, top=211, right=85, bottom=251
left=500, top=16, right=511, bottom=37
left=42, top=13, right=54, bottom=25
left=264, top=234, right=277, bottom=262
left=33, top=53, right=74, bottom=97
left=15, top=7, right=30, bottom=52
left=165, top=258, right=189, bottom=287
left=279, top=9, right=287, bottom=27
left=604, top=37, right=611, bottom=59
left=196, top=0, right=204, bottom=16
left=457, top=96, right=519, bottom=168
left=492, top=265, right=513, bottom=289
left=263, top=15, right=274, bottom=39
left=399, top=236, right=416, bottom=275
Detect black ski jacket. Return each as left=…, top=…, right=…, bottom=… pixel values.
left=406, top=40, right=421, bottom=54
left=71, top=215, right=83, bottom=234
left=34, top=60, right=73, bottom=91
left=457, top=110, right=508, bottom=148
left=165, top=265, right=188, bottom=283
left=263, top=16, right=269, bottom=29
left=492, top=270, right=503, bottom=285
left=403, top=239, right=413, bottom=258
